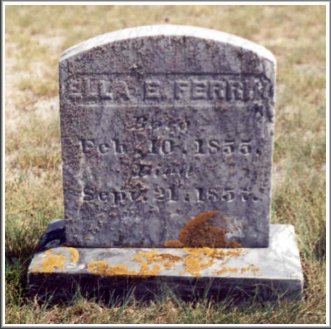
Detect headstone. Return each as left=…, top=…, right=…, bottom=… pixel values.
left=60, top=25, right=275, bottom=248
left=28, top=25, right=303, bottom=303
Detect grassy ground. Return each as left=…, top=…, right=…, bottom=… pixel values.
left=4, top=4, right=326, bottom=324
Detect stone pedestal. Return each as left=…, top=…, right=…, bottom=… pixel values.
left=28, top=221, right=303, bottom=303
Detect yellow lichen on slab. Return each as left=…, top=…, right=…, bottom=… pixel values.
left=87, top=260, right=110, bottom=276
left=216, top=266, right=239, bottom=275
left=87, top=261, right=137, bottom=276
left=240, top=264, right=260, bottom=275
left=132, top=250, right=181, bottom=274
left=184, top=253, right=214, bottom=276
left=132, top=249, right=159, bottom=264
left=63, top=247, right=79, bottom=263
left=31, top=247, right=80, bottom=273
left=184, top=247, right=242, bottom=259
left=158, top=253, right=182, bottom=269
left=32, top=250, right=66, bottom=273
left=138, top=263, right=161, bottom=276
left=86, top=250, right=181, bottom=277
left=182, top=247, right=243, bottom=277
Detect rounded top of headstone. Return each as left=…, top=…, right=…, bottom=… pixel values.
left=60, top=24, right=275, bottom=64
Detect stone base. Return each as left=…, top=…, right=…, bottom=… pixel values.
left=28, top=222, right=303, bottom=303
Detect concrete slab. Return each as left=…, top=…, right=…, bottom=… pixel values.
left=28, top=223, right=303, bottom=303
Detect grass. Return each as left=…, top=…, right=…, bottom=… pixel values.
left=4, top=4, right=327, bottom=325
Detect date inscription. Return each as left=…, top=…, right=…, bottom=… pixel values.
left=83, top=185, right=259, bottom=206
left=80, top=138, right=255, bottom=156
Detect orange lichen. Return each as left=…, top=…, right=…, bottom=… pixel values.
left=182, top=247, right=243, bottom=277
left=212, top=249, right=242, bottom=259
left=133, top=250, right=181, bottom=274
left=158, top=253, right=182, bottom=269
left=184, top=254, right=214, bottom=276
left=132, top=250, right=159, bottom=263
left=240, top=264, right=260, bottom=275
left=138, top=263, right=161, bottom=276
left=87, top=261, right=137, bottom=276
left=63, top=247, right=79, bottom=263
left=32, top=247, right=80, bottom=273
left=32, top=250, right=66, bottom=273
left=87, top=260, right=114, bottom=276
left=216, top=266, right=239, bottom=275
left=86, top=250, right=183, bottom=277
left=178, top=211, right=241, bottom=248
left=182, top=248, right=214, bottom=276
left=183, top=247, right=242, bottom=259
left=163, top=240, right=184, bottom=247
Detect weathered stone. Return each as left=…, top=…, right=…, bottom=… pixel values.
left=28, top=223, right=303, bottom=302
left=60, top=25, right=275, bottom=248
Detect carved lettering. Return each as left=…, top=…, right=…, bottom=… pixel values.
left=144, top=80, right=161, bottom=100
left=148, top=139, right=174, bottom=155
left=194, top=187, right=258, bottom=203
left=66, top=77, right=131, bottom=101
left=81, top=137, right=253, bottom=157
left=83, top=185, right=260, bottom=206
left=65, top=75, right=271, bottom=103
left=191, top=80, right=208, bottom=100
left=112, top=139, right=126, bottom=154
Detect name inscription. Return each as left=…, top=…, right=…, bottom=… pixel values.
left=63, top=73, right=272, bottom=104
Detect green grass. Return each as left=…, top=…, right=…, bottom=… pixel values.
left=5, top=4, right=326, bottom=324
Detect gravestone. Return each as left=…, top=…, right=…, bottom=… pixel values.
left=28, top=25, right=303, bottom=302
left=60, top=25, right=274, bottom=248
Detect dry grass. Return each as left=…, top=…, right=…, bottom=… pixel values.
left=5, top=4, right=326, bottom=325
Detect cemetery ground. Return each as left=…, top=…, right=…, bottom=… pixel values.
left=5, top=5, right=326, bottom=324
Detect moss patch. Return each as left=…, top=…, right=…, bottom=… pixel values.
left=164, top=211, right=241, bottom=248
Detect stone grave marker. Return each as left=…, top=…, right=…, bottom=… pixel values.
left=60, top=25, right=274, bottom=248
left=28, top=25, right=303, bottom=302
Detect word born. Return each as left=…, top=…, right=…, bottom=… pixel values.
left=80, top=138, right=254, bottom=156
left=82, top=185, right=259, bottom=206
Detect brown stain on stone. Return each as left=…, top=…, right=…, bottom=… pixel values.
left=164, top=211, right=241, bottom=248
